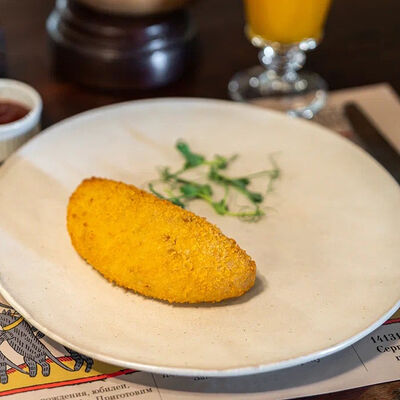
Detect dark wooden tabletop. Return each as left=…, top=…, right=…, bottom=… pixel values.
left=0, top=0, right=399, bottom=398
left=1, top=0, right=400, bottom=128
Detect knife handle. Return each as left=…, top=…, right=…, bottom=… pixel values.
left=344, top=103, right=400, bottom=184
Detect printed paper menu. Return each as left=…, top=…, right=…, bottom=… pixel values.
left=0, top=294, right=398, bottom=399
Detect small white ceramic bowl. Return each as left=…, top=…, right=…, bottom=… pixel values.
left=0, top=79, right=42, bottom=162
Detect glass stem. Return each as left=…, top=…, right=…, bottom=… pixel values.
left=258, top=44, right=305, bottom=83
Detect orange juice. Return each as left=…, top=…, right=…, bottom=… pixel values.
left=244, top=0, right=332, bottom=45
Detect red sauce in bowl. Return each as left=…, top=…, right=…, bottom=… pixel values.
left=0, top=100, right=30, bottom=125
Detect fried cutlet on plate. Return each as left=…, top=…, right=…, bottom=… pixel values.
left=67, top=178, right=256, bottom=303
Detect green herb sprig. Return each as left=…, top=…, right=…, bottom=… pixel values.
left=148, top=141, right=280, bottom=222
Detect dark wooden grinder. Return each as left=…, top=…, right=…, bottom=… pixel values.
left=47, top=0, right=196, bottom=90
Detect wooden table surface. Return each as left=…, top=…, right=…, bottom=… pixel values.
left=1, top=0, right=400, bottom=128
left=0, top=0, right=399, bottom=398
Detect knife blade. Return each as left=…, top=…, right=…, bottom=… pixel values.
left=344, top=102, right=400, bottom=184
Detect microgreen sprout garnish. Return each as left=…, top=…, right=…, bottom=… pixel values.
left=148, top=141, right=280, bottom=222
left=176, top=140, right=205, bottom=169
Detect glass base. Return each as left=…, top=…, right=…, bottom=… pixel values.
left=228, top=65, right=327, bottom=119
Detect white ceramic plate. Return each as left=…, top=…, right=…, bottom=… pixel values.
left=0, top=99, right=399, bottom=377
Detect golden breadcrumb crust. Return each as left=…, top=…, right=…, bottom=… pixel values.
left=67, top=178, right=256, bottom=303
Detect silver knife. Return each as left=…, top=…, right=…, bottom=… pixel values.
left=344, top=102, right=400, bottom=184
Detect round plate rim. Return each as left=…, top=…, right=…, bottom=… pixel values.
left=0, top=97, right=399, bottom=377
left=0, top=286, right=399, bottom=377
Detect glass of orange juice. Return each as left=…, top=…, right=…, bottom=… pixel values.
left=229, top=0, right=333, bottom=118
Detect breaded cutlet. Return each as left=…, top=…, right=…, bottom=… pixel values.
left=67, top=178, right=256, bottom=303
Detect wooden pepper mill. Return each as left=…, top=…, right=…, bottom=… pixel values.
left=47, top=0, right=196, bottom=90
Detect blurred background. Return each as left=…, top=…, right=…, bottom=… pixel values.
left=0, top=0, right=399, bottom=127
